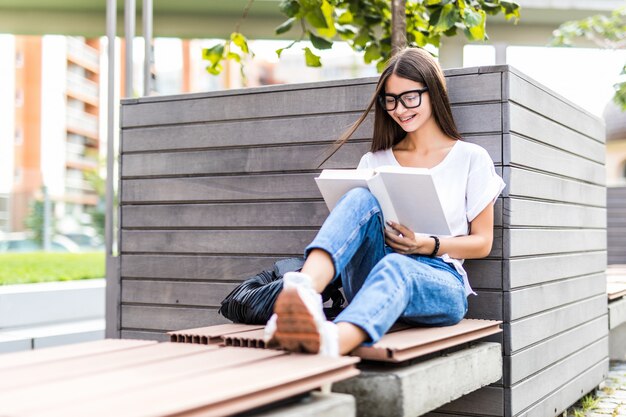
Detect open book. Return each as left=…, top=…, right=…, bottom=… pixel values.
left=315, top=166, right=451, bottom=236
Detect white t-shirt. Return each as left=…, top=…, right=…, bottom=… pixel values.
left=357, top=140, right=506, bottom=296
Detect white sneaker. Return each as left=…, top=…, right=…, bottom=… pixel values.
left=264, top=272, right=339, bottom=357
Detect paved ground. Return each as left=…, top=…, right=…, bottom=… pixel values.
left=575, top=361, right=626, bottom=416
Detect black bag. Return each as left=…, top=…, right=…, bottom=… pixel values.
left=218, top=258, right=344, bottom=324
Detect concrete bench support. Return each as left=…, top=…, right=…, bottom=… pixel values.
left=333, top=342, right=502, bottom=417
left=250, top=392, right=355, bottom=417
left=609, top=297, right=626, bottom=360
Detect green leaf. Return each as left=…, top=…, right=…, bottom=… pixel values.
left=338, top=10, right=353, bottom=24
left=275, top=17, right=296, bottom=35
left=363, top=43, right=381, bottom=63
left=435, top=4, right=459, bottom=32
left=463, top=8, right=482, bottom=27
left=467, top=9, right=486, bottom=40
left=206, top=62, right=223, bottom=75
left=304, top=47, right=322, bottom=67
left=279, top=0, right=300, bottom=17
left=202, top=43, right=224, bottom=66
left=318, top=0, right=337, bottom=38
left=336, top=24, right=358, bottom=40
left=230, top=32, right=250, bottom=54
left=353, top=28, right=370, bottom=49
left=306, top=7, right=328, bottom=29
left=227, top=52, right=241, bottom=63
left=309, top=32, right=334, bottom=49
left=376, top=59, right=387, bottom=72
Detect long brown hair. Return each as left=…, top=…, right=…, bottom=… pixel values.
left=321, top=48, right=461, bottom=165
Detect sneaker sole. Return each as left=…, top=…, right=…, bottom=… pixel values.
left=271, top=287, right=321, bottom=354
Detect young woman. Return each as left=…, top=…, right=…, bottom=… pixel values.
left=264, top=47, right=505, bottom=356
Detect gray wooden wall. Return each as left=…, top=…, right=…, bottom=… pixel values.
left=117, top=66, right=608, bottom=417
left=608, top=186, right=626, bottom=265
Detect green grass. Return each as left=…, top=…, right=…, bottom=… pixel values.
left=0, top=252, right=105, bottom=285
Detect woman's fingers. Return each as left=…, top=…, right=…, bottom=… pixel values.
left=386, top=221, right=415, bottom=239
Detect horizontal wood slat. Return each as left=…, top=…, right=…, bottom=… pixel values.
left=122, top=281, right=238, bottom=308
left=505, top=315, right=608, bottom=385
left=506, top=134, right=605, bottom=185
left=506, top=251, right=607, bottom=290
left=505, top=229, right=606, bottom=258
left=506, top=103, right=605, bottom=163
left=121, top=305, right=230, bottom=331
left=505, top=273, right=606, bottom=321
left=509, top=337, right=608, bottom=416
left=504, top=167, right=606, bottom=206
left=505, top=198, right=606, bottom=229
left=507, top=71, right=605, bottom=141
left=506, top=294, right=606, bottom=354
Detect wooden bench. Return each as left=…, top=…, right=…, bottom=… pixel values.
left=0, top=339, right=359, bottom=417
left=114, top=65, right=607, bottom=417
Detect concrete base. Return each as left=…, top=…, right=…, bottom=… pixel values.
left=249, top=392, right=356, bottom=417
left=333, top=342, right=502, bottom=417
left=609, top=298, right=626, bottom=360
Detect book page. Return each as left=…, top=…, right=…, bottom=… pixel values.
left=377, top=170, right=451, bottom=236
left=315, top=169, right=374, bottom=211
left=366, top=173, right=399, bottom=227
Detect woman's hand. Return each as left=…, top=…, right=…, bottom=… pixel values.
left=384, top=221, right=434, bottom=255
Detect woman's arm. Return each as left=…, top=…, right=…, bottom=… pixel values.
left=385, top=202, right=495, bottom=259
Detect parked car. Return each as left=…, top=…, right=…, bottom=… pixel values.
left=0, top=232, right=81, bottom=253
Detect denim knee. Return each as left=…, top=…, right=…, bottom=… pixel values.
left=340, top=187, right=378, bottom=208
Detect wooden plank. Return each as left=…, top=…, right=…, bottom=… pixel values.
left=452, top=103, right=502, bottom=134
left=507, top=70, right=605, bottom=142
left=522, top=359, right=608, bottom=417
left=121, top=230, right=317, bottom=255
left=446, top=72, right=501, bottom=104
left=0, top=347, right=282, bottom=416
left=504, top=198, right=607, bottom=229
left=121, top=173, right=320, bottom=203
left=120, top=330, right=169, bottom=342
left=121, top=141, right=369, bottom=178
left=505, top=134, right=605, bottom=185
left=506, top=273, right=606, bottom=321
left=508, top=338, right=608, bottom=416
left=462, top=135, right=502, bottom=164
left=0, top=342, right=214, bottom=392
left=122, top=112, right=374, bottom=153
left=505, top=229, right=606, bottom=258
left=506, top=294, right=607, bottom=354
left=505, top=315, right=608, bottom=385
left=122, top=280, right=239, bottom=308
left=467, top=291, right=503, bottom=320
left=0, top=339, right=155, bottom=372
left=507, top=251, right=606, bottom=290
left=121, top=305, right=230, bottom=331
left=38, top=353, right=359, bottom=417
left=121, top=83, right=377, bottom=127
left=434, top=386, right=503, bottom=416
left=121, top=202, right=329, bottom=229
left=464, top=259, right=503, bottom=290
left=120, top=254, right=281, bottom=280
left=506, top=103, right=605, bottom=164
left=504, top=167, right=606, bottom=207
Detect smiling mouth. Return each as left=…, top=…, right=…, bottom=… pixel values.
left=398, top=114, right=416, bottom=123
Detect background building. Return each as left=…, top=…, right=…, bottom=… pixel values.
left=0, top=35, right=101, bottom=234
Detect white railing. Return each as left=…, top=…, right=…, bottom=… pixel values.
left=66, top=72, right=99, bottom=101
left=66, top=107, right=99, bottom=137
left=66, top=37, right=100, bottom=70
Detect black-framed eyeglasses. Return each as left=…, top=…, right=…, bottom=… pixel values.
left=378, top=87, right=429, bottom=111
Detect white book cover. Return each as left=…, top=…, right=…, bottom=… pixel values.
left=315, top=166, right=451, bottom=236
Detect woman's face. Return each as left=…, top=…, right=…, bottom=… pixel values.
left=383, top=73, right=432, bottom=133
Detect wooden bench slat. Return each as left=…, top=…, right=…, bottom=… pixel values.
left=37, top=353, right=359, bottom=417
left=0, top=339, right=155, bottom=371
left=0, top=347, right=281, bottom=415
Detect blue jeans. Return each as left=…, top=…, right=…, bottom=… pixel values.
left=305, top=188, right=468, bottom=344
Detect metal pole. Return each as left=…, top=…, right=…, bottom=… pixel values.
left=124, top=0, right=135, bottom=97
left=42, top=186, right=50, bottom=251
left=143, top=0, right=153, bottom=96
left=105, top=0, right=119, bottom=338
left=391, top=0, right=407, bottom=56
left=105, top=0, right=115, bottom=261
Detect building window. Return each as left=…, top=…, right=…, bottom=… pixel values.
left=15, top=51, right=24, bottom=68
left=15, top=128, right=23, bottom=145
left=15, top=89, right=24, bottom=107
